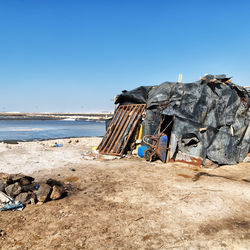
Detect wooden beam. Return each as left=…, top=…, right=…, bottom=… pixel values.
left=178, top=74, right=182, bottom=83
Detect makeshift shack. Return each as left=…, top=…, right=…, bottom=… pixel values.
left=98, top=74, right=250, bottom=165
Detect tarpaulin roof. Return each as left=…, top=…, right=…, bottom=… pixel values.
left=115, top=86, right=153, bottom=105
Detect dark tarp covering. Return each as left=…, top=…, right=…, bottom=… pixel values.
left=115, top=86, right=154, bottom=105
left=115, top=75, right=250, bottom=165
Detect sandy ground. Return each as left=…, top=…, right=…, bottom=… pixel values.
left=0, top=138, right=102, bottom=175
left=0, top=137, right=250, bottom=249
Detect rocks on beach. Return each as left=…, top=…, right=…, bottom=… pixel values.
left=0, top=173, right=65, bottom=207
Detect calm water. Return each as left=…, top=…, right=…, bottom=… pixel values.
left=0, top=120, right=105, bottom=141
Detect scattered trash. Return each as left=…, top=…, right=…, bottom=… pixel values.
left=101, top=155, right=123, bottom=160
left=0, top=229, right=6, bottom=237
left=0, top=191, right=24, bottom=211
left=53, top=143, right=63, bottom=147
left=82, top=151, right=97, bottom=160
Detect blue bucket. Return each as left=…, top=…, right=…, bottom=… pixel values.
left=138, top=146, right=147, bottom=158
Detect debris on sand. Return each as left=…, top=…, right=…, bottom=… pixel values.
left=0, top=173, right=66, bottom=211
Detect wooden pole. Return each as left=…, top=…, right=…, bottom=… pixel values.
left=178, top=74, right=182, bottom=83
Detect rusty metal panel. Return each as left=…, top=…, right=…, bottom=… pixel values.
left=98, top=104, right=146, bottom=155
left=171, top=151, right=203, bottom=166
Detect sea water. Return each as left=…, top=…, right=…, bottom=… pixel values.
left=0, top=120, right=105, bottom=141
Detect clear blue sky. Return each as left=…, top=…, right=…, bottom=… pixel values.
left=0, top=0, right=249, bottom=112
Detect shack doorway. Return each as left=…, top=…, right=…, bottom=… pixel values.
left=159, top=115, right=174, bottom=162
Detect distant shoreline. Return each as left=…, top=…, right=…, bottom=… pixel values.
left=1, top=136, right=103, bottom=144
left=0, top=112, right=113, bottom=121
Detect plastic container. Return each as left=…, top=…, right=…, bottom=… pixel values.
left=138, top=146, right=147, bottom=158
left=158, top=135, right=168, bottom=162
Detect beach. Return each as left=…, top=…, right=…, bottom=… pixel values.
left=0, top=137, right=250, bottom=249
left=1, top=1, right=250, bottom=249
